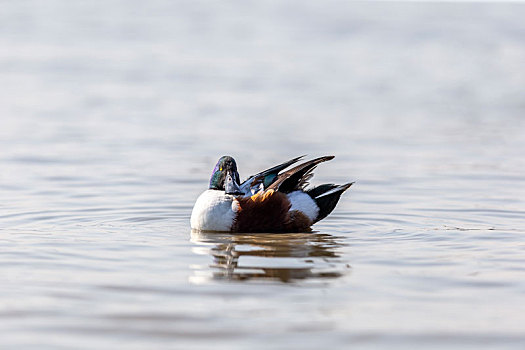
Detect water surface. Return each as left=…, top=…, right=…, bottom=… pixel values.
left=1, top=1, right=525, bottom=349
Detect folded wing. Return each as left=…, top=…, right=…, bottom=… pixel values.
left=239, top=155, right=305, bottom=194
left=267, top=156, right=335, bottom=193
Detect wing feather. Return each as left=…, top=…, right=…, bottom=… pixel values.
left=268, top=156, right=335, bottom=193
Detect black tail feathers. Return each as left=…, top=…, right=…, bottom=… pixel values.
left=307, top=182, right=354, bottom=223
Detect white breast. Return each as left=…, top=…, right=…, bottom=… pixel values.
left=287, top=191, right=319, bottom=222
left=190, top=190, right=237, bottom=232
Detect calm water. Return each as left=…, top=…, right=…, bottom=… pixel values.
left=2, top=1, right=525, bottom=349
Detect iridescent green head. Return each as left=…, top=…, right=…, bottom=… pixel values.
left=209, top=156, right=243, bottom=195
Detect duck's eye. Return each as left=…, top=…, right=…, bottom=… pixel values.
left=219, top=167, right=223, bottom=171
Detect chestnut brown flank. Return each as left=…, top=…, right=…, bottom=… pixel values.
left=285, top=210, right=312, bottom=232
left=232, top=190, right=312, bottom=233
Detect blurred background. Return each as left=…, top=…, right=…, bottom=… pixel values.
left=1, top=1, right=525, bottom=349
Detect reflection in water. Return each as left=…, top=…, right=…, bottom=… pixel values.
left=191, top=231, right=350, bottom=283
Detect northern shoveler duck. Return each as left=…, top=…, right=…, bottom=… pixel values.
left=190, top=155, right=354, bottom=233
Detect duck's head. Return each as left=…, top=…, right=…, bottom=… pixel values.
left=209, top=156, right=243, bottom=195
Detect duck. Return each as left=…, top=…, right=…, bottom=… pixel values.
left=190, top=155, right=354, bottom=233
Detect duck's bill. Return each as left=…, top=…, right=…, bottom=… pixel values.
left=225, top=171, right=244, bottom=195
